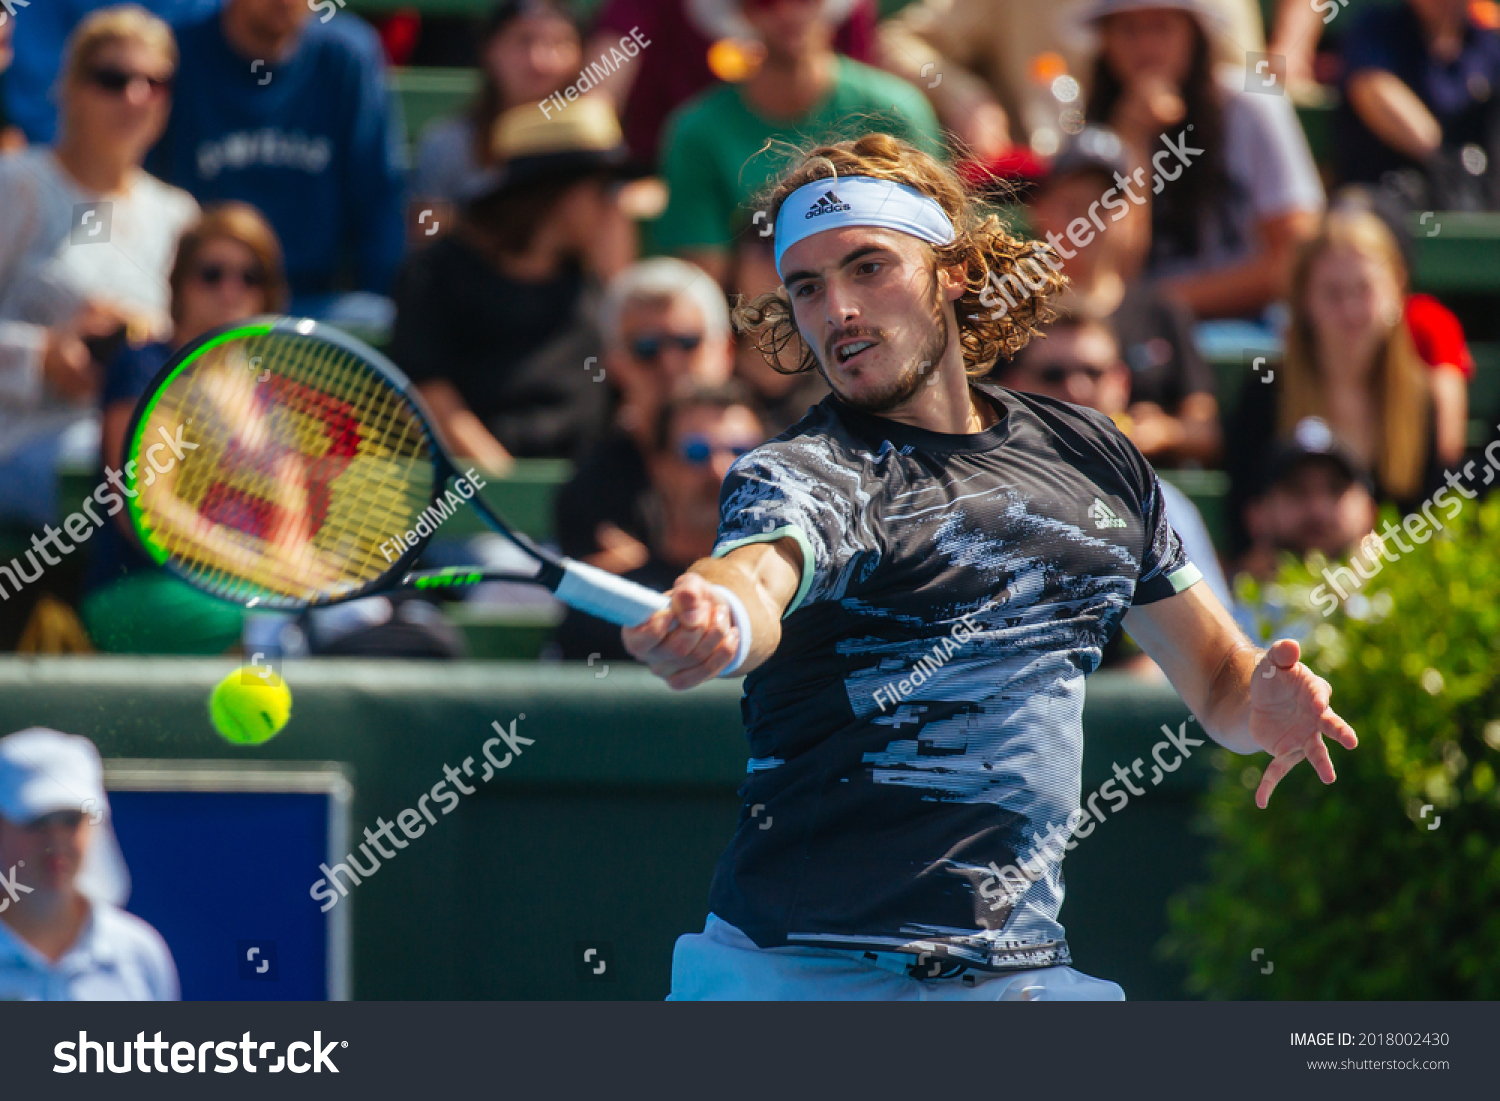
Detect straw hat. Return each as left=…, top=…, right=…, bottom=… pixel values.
left=458, top=95, right=649, bottom=203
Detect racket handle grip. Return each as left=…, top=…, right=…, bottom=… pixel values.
left=553, top=559, right=671, bottom=627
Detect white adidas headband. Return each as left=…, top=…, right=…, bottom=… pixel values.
left=773, top=175, right=956, bottom=281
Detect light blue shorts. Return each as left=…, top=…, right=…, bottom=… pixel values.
left=667, top=914, right=1126, bottom=1001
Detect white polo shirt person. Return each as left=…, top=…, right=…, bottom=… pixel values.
left=0, top=727, right=178, bottom=1000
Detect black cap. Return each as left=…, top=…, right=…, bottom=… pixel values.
left=481, top=0, right=579, bottom=40
left=1253, top=417, right=1375, bottom=498
left=1045, top=126, right=1130, bottom=188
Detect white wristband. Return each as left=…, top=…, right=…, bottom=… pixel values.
left=709, top=583, right=753, bottom=677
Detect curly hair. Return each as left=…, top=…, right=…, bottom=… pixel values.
left=731, top=132, right=1068, bottom=377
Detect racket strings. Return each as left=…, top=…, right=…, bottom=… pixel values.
left=132, top=330, right=437, bottom=607
left=318, top=346, right=431, bottom=586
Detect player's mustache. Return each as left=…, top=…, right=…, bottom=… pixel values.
left=825, top=328, right=883, bottom=361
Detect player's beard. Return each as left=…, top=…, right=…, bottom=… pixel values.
left=815, top=268, right=951, bottom=415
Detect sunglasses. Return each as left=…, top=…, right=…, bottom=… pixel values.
left=1033, top=363, right=1108, bottom=387
left=677, top=435, right=757, bottom=466
left=193, top=263, right=268, bottom=289
left=629, top=332, right=703, bottom=362
left=86, top=66, right=173, bottom=96
left=22, top=809, right=87, bottom=831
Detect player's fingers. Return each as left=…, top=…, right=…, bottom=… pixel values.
left=677, top=601, right=734, bottom=668
left=657, top=617, right=707, bottom=663
left=639, top=606, right=727, bottom=679
left=1255, top=747, right=1304, bottom=810
left=621, top=605, right=675, bottom=658
left=1320, top=708, right=1358, bottom=750
left=663, top=630, right=742, bottom=691
left=1267, top=637, right=1300, bottom=670
left=655, top=601, right=740, bottom=688
left=651, top=579, right=718, bottom=660
left=1305, top=733, right=1337, bottom=785
left=672, top=580, right=715, bottom=630
left=625, top=613, right=693, bottom=670
left=672, top=617, right=743, bottom=688
left=1309, top=673, right=1332, bottom=709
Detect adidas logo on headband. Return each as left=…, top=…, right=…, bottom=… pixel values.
left=774, top=175, right=957, bottom=279
left=804, top=190, right=853, bottom=219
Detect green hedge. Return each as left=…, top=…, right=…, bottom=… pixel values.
left=1163, top=491, right=1500, bottom=998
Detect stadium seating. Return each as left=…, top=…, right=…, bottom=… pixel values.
left=1409, top=212, right=1500, bottom=295
left=7, top=54, right=1496, bottom=659
left=391, top=66, right=477, bottom=150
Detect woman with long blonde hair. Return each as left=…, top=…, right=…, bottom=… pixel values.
left=0, top=5, right=196, bottom=527
left=1224, top=209, right=1442, bottom=553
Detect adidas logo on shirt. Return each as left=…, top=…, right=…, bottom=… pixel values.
left=1088, top=498, right=1127, bottom=529
left=804, top=190, right=853, bottom=218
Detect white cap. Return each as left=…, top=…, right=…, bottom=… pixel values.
left=0, top=728, right=131, bottom=906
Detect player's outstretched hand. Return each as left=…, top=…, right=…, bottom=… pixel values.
left=1247, top=638, right=1358, bottom=809
left=622, top=571, right=740, bottom=691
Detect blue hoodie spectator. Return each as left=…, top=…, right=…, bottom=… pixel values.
left=2, top=0, right=219, bottom=144
left=147, top=8, right=406, bottom=307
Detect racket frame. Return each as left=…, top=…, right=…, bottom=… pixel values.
left=121, top=315, right=563, bottom=610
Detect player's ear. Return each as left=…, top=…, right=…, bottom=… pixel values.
left=935, top=260, right=966, bottom=301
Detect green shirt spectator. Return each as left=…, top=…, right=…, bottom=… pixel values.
left=655, top=55, right=943, bottom=265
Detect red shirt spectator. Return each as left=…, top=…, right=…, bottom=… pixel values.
left=1405, top=292, right=1474, bottom=379
left=1405, top=291, right=1473, bottom=468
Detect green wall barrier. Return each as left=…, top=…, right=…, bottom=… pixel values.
left=0, top=659, right=1207, bottom=999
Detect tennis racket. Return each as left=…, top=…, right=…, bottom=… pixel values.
left=120, top=315, right=670, bottom=626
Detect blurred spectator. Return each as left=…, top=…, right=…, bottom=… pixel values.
left=877, top=0, right=1265, bottom=160
left=146, top=0, right=406, bottom=314
left=410, top=0, right=641, bottom=282
left=996, top=311, right=1232, bottom=612
left=0, top=11, right=26, bottom=150
left=1081, top=0, right=1324, bottom=323
left=1233, top=417, right=1378, bottom=584
left=1404, top=290, right=1474, bottom=468
left=1020, top=125, right=1221, bottom=465
left=728, top=231, right=829, bottom=433
left=1331, top=184, right=1473, bottom=468
left=1265, top=0, right=1331, bottom=92
left=553, top=382, right=764, bottom=659
left=80, top=203, right=285, bottom=654
left=654, top=0, right=943, bottom=286
left=0, top=5, right=197, bottom=529
left=2, top=0, right=216, bottom=144
left=1224, top=210, right=1443, bottom=555
left=587, top=0, right=877, bottom=168
left=1338, top=0, right=1500, bottom=209
left=412, top=0, right=582, bottom=201
left=0, top=727, right=179, bottom=1000
left=290, top=592, right=468, bottom=659
left=555, top=256, right=736, bottom=571
left=1229, top=417, right=1379, bottom=644
left=390, top=97, right=643, bottom=470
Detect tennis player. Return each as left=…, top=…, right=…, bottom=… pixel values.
left=622, top=133, right=1357, bottom=1001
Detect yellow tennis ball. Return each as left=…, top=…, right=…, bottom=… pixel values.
left=209, top=667, right=292, bottom=745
